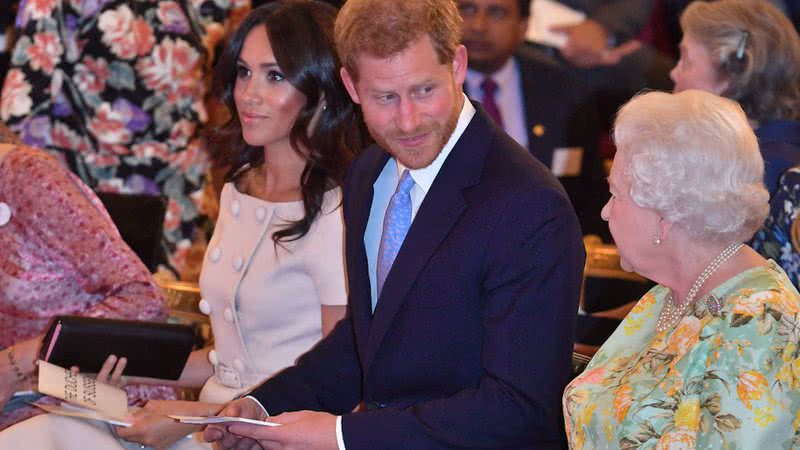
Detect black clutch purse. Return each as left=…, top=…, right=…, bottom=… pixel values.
left=40, top=316, right=196, bottom=380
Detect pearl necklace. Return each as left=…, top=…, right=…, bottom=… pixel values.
left=656, top=242, right=744, bottom=333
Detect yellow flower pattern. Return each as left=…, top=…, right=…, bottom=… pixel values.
left=563, top=261, right=800, bottom=449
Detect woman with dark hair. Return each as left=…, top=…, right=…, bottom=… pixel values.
left=0, top=1, right=364, bottom=449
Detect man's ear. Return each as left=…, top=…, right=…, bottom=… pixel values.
left=452, top=44, right=468, bottom=87
left=340, top=67, right=361, bottom=104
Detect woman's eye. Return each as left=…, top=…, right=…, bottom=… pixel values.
left=267, top=70, right=285, bottom=82
left=236, top=66, right=250, bottom=79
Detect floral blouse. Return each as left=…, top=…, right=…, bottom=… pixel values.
left=0, top=145, right=174, bottom=430
left=564, top=260, right=800, bottom=449
left=0, top=0, right=246, bottom=276
left=752, top=167, right=800, bottom=289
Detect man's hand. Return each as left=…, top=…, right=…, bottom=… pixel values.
left=227, top=410, right=338, bottom=450
left=551, top=19, right=640, bottom=68
left=115, top=400, right=207, bottom=449
left=203, top=397, right=268, bottom=449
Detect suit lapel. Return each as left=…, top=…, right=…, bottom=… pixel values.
left=517, top=54, right=555, bottom=168
left=363, top=104, right=494, bottom=370
left=349, top=149, right=390, bottom=362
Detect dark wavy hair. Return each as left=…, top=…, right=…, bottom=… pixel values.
left=212, top=0, right=366, bottom=243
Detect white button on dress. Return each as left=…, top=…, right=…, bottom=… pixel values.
left=233, top=359, right=245, bottom=373
left=223, top=307, right=234, bottom=322
left=0, top=202, right=10, bottom=227
left=255, top=207, right=266, bottom=223
left=198, top=298, right=212, bottom=315
left=233, top=256, right=244, bottom=272
left=208, top=349, right=218, bottom=366
left=231, top=199, right=241, bottom=217
left=210, top=247, right=222, bottom=263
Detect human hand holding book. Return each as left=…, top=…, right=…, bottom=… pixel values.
left=35, top=360, right=130, bottom=426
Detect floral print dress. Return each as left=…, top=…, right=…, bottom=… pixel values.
left=752, top=167, right=800, bottom=289
left=0, top=0, right=245, bottom=276
left=564, top=260, right=800, bottom=449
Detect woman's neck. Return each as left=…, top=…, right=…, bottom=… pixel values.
left=244, top=141, right=307, bottom=202
left=656, top=238, right=764, bottom=306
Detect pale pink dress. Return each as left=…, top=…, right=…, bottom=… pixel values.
left=0, top=145, right=174, bottom=430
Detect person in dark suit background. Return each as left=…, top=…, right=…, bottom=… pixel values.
left=204, top=0, right=585, bottom=449
left=459, top=0, right=608, bottom=238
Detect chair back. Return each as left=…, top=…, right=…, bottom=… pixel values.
left=96, top=192, right=166, bottom=272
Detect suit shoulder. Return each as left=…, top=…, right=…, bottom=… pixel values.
left=515, top=46, right=590, bottom=98
left=484, top=129, right=569, bottom=198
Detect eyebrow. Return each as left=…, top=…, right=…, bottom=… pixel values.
left=237, top=58, right=279, bottom=69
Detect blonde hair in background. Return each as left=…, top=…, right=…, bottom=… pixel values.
left=680, top=0, right=800, bottom=122
left=334, top=0, right=462, bottom=81
left=614, top=90, right=769, bottom=244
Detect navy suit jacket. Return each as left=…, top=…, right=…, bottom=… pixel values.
left=249, top=104, right=584, bottom=449
left=467, top=48, right=608, bottom=238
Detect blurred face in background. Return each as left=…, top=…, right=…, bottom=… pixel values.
left=458, top=0, right=527, bottom=74
left=234, top=25, right=307, bottom=149
left=670, top=33, right=729, bottom=94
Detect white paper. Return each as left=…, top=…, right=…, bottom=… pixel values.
left=33, top=403, right=132, bottom=427
left=37, top=360, right=129, bottom=420
left=551, top=147, right=584, bottom=177
left=169, top=415, right=281, bottom=427
left=526, top=0, right=587, bottom=49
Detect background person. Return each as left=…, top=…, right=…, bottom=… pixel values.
left=564, top=90, right=800, bottom=449
left=670, top=0, right=800, bottom=195
left=458, top=0, right=608, bottom=238
left=0, top=121, right=173, bottom=432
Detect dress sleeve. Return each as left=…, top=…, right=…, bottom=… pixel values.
left=692, top=285, right=800, bottom=449
left=306, top=194, right=347, bottom=307
left=7, top=148, right=167, bottom=322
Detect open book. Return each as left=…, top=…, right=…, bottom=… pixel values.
left=35, top=360, right=131, bottom=426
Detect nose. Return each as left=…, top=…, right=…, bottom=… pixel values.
left=397, top=98, right=422, bottom=133
left=241, top=78, right=262, bottom=105
left=600, top=198, right=611, bottom=222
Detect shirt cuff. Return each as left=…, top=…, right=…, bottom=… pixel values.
left=336, top=416, right=346, bottom=450
left=243, top=395, right=269, bottom=417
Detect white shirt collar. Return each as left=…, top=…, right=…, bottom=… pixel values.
left=396, top=94, right=476, bottom=194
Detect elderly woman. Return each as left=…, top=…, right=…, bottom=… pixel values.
left=563, top=90, right=800, bottom=449
left=0, top=122, right=173, bottom=431
left=670, top=0, right=800, bottom=195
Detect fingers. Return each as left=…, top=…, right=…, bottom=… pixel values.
left=603, top=40, right=641, bottom=65
left=110, top=357, right=127, bottom=385
left=96, top=354, right=119, bottom=383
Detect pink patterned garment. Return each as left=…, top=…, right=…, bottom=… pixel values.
left=0, top=145, right=175, bottom=430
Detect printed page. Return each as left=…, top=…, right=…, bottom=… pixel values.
left=526, top=0, right=587, bottom=48
left=169, top=415, right=281, bottom=427
left=37, top=360, right=129, bottom=420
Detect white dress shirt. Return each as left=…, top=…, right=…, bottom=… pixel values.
left=465, top=57, right=528, bottom=149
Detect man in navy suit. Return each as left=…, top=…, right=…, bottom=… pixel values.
left=205, top=1, right=584, bottom=448
left=458, top=0, right=608, bottom=238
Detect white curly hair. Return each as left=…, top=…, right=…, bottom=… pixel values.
left=613, top=90, right=769, bottom=243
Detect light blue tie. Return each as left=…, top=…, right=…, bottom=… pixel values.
left=376, top=170, right=415, bottom=301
